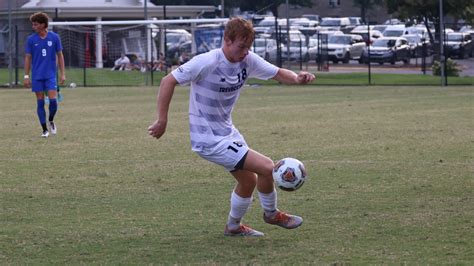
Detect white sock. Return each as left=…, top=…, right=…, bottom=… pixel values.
left=258, top=190, right=278, bottom=218
left=227, top=191, right=252, bottom=230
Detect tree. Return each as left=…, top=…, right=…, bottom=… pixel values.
left=352, top=0, right=384, bottom=23
left=384, top=0, right=474, bottom=43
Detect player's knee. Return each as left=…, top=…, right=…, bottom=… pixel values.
left=263, top=157, right=274, bottom=176
left=248, top=174, right=258, bottom=187
left=239, top=175, right=257, bottom=190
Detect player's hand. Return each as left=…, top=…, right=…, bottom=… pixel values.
left=24, top=78, right=31, bottom=88
left=60, top=75, right=66, bottom=85
left=148, top=119, right=167, bottom=139
left=296, top=71, right=315, bottom=84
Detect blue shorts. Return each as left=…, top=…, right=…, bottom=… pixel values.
left=32, top=78, right=57, bottom=93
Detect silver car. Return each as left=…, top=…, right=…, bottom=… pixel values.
left=326, top=34, right=366, bottom=63
left=251, top=38, right=281, bottom=62
left=281, top=39, right=318, bottom=62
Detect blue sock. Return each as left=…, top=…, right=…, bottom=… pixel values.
left=48, top=98, right=57, bottom=122
left=37, top=99, right=46, bottom=126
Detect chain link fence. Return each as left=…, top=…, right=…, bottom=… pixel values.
left=1, top=18, right=473, bottom=87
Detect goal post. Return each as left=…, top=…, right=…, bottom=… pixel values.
left=49, top=18, right=227, bottom=87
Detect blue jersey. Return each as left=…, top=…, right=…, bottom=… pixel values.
left=25, top=31, right=63, bottom=80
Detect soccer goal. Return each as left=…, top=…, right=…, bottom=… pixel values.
left=49, top=18, right=227, bottom=87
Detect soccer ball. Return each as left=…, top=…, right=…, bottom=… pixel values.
left=272, top=158, right=307, bottom=191
left=69, top=82, right=77, bottom=89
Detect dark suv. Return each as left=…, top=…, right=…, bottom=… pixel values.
left=360, top=37, right=410, bottom=65
left=446, top=32, right=473, bottom=59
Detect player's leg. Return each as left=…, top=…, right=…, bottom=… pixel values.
left=242, top=149, right=303, bottom=229
left=224, top=168, right=263, bottom=237
left=32, top=80, right=49, bottom=137
left=46, top=78, right=58, bottom=135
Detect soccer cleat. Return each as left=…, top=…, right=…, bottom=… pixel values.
left=224, top=224, right=264, bottom=237
left=49, top=122, right=57, bottom=135
left=41, top=130, right=49, bottom=138
left=263, top=210, right=303, bottom=229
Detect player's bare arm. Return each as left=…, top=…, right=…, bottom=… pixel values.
left=24, top=54, right=32, bottom=87
left=148, top=74, right=178, bottom=139
left=57, top=51, right=66, bottom=85
left=273, top=68, right=315, bottom=85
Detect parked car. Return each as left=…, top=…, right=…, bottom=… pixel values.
left=349, top=17, right=363, bottom=27
left=403, top=34, right=432, bottom=57
left=292, top=19, right=319, bottom=31
left=270, top=29, right=306, bottom=44
left=383, top=25, right=406, bottom=37
left=281, top=39, right=317, bottom=61
left=445, top=32, right=473, bottom=59
left=254, top=17, right=277, bottom=35
left=251, top=38, right=281, bottom=62
left=164, top=29, right=192, bottom=59
left=373, top=25, right=388, bottom=34
left=360, top=37, right=411, bottom=64
left=459, top=25, right=474, bottom=36
left=404, top=25, right=433, bottom=39
left=302, top=14, right=321, bottom=24
left=326, top=34, right=366, bottom=63
left=318, top=17, right=352, bottom=33
left=350, top=26, right=383, bottom=44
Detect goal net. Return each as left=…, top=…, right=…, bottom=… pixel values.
left=50, top=19, right=226, bottom=87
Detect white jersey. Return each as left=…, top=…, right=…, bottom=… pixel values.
left=172, top=49, right=279, bottom=152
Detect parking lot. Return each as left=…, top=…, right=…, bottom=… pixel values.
left=284, top=57, right=474, bottom=77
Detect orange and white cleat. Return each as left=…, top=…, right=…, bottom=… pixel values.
left=224, top=224, right=264, bottom=237
left=263, top=210, right=303, bottom=229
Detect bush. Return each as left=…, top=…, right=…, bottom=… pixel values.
left=432, top=58, right=461, bottom=77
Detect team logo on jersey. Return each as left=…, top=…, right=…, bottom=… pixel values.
left=220, top=77, right=226, bottom=82
left=177, top=67, right=184, bottom=73
left=47, top=41, right=52, bottom=47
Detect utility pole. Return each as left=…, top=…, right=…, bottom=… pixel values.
left=439, top=0, right=445, bottom=86
left=286, top=0, right=290, bottom=69
left=221, top=0, right=224, bottom=18
left=145, top=0, right=150, bottom=85
left=8, top=0, right=12, bottom=87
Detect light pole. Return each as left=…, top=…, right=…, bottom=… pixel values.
left=439, top=0, right=445, bottom=86
left=8, top=0, right=12, bottom=87
left=286, top=0, right=290, bottom=69
left=221, top=0, right=224, bottom=18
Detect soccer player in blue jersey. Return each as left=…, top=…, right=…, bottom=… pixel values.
left=148, top=18, right=315, bottom=237
left=24, top=12, right=66, bottom=137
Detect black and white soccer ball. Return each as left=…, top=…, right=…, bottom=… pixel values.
left=272, top=158, right=307, bottom=191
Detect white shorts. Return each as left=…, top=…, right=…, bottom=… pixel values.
left=195, top=131, right=249, bottom=171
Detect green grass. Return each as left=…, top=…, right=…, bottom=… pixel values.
left=1, top=68, right=473, bottom=86
left=1, top=85, right=473, bottom=264
left=249, top=72, right=474, bottom=86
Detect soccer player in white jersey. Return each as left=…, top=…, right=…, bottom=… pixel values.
left=148, top=17, right=315, bottom=237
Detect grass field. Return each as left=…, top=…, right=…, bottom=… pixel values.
left=1, top=67, right=474, bottom=87
left=1, top=84, right=473, bottom=264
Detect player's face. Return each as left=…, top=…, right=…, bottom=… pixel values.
left=32, top=22, right=46, bottom=33
left=224, top=37, right=252, bottom=63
